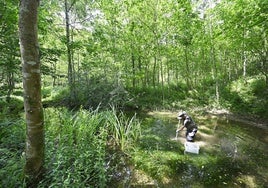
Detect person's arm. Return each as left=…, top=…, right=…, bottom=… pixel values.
left=176, top=126, right=185, bottom=132
left=176, top=120, right=185, bottom=132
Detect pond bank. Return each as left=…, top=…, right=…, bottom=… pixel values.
left=205, top=108, right=268, bottom=130
left=124, top=109, right=268, bottom=187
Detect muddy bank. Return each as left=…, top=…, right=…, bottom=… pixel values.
left=127, top=110, right=268, bottom=187
left=205, top=108, right=268, bottom=130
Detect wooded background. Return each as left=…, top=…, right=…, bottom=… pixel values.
left=1, top=0, right=267, bottom=113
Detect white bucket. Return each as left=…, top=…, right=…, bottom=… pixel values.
left=184, top=142, right=200, bottom=154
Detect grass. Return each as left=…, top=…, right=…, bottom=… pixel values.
left=0, top=105, right=141, bottom=187
left=1, top=108, right=267, bottom=187
left=105, top=106, right=141, bottom=152
left=0, top=118, right=26, bottom=187
left=1, top=74, right=267, bottom=187
left=128, top=111, right=268, bottom=187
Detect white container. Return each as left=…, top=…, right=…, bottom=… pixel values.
left=184, top=142, right=200, bottom=154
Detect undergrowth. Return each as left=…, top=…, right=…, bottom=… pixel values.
left=0, top=106, right=141, bottom=187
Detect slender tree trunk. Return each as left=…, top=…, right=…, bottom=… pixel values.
left=6, top=67, right=14, bottom=103
left=166, top=58, right=170, bottom=86
left=65, top=0, right=72, bottom=85
left=153, top=56, right=157, bottom=88
left=52, top=62, right=56, bottom=87
left=211, top=45, right=219, bottom=103
left=19, top=0, right=44, bottom=184
left=242, top=28, right=247, bottom=77
left=263, top=30, right=268, bottom=87
left=138, top=55, right=142, bottom=87
left=152, top=0, right=159, bottom=89
left=64, top=0, right=75, bottom=99
left=144, top=62, right=149, bottom=87
left=243, top=51, right=247, bottom=77
left=208, top=8, right=219, bottom=104
left=131, top=53, right=136, bottom=88
left=184, top=46, right=191, bottom=89
left=160, top=59, right=164, bottom=102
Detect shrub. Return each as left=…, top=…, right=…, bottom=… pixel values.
left=1, top=106, right=141, bottom=187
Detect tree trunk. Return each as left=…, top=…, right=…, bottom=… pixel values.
left=184, top=46, right=191, bottom=89
left=153, top=56, right=157, bottom=88
left=242, top=28, right=247, bottom=77
left=6, top=68, right=14, bottom=103
left=263, top=29, right=268, bottom=87
left=131, top=53, right=136, bottom=88
left=64, top=0, right=76, bottom=101
left=65, top=0, right=72, bottom=86
left=211, top=46, right=219, bottom=104
left=19, top=0, right=44, bottom=184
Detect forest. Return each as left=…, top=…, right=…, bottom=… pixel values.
left=0, top=0, right=267, bottom=187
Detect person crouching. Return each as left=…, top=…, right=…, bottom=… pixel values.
left=176, top=111, right=198, bottom=142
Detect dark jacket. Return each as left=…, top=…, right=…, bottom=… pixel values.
left=183, top=115, right=197, bottom=132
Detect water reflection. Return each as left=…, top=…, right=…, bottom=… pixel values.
left=112, top=111, right=268, bottom=187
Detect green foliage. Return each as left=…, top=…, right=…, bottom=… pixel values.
left=0, top=97, right=24, bottom=116
left=0, top=106, right=141, bottom=187
left=2, top=0, right=268, bottom=186
left=127, top=84, right=188, bottom=110
left=0, top=118, right=25, bottom=187
left=40, top=108, right=108, bottom=187
left=0, top=0, right=20, bottom=96
left=221, top=76, right=268, bottom=118
left=126, top=82, right=214, bottom=111
left=130, top=112, right=268, bottom=187
left=106, top=107, right=141, bottom=151
left=42, top=86, right=69, bottom=102
left=46, top=75, right=132, bottom=110
left=38, top=107, right=141, bottom=187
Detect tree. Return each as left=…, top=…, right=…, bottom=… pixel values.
left=64, top=0, right=74, bottom=94
left=18, top=0, right=44, bottom=184
left=0, top=0, right=20, bottom=101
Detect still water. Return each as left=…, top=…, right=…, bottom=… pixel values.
left=116, top=111, right=268, bottom=187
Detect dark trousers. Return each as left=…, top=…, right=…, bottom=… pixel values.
left=186, top=128, right=198, bottom=142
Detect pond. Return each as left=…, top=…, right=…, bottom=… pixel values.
left=115, top=111, right=268, bottom=187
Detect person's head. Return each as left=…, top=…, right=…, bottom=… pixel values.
left=178, top=111, right=187, bottom=120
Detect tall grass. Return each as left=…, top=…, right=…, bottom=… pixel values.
left=0, top=106, right=141, bottom=187
left=0, top=117, right=26, bottom=187
left=106, top=106, right=141, bottom=152
left=39, top=107, right=107, bottom=187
